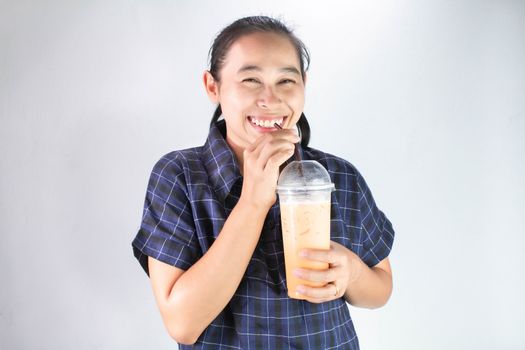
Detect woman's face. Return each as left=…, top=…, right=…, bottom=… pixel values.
left=205, top=32, right=306, bottom=151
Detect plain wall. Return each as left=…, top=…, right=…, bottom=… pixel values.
left=1, top=0, right=524, bottom=349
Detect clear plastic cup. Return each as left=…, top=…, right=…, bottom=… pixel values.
left=276, top=160, right=335, bottom=299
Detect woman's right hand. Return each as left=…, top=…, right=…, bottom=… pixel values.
left=240, top=129, right=300, bottom=210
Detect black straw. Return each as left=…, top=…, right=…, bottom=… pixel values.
left=274, top=123, right=302, bottom=162
left=274, top=123, right=303, bottom=177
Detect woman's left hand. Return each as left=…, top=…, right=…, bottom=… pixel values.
left=293, top=241, right=364, bottom=303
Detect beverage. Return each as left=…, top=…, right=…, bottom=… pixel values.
left=276, top=160, right=335, bottom=300
left=281, top=201, right=331, bottom=298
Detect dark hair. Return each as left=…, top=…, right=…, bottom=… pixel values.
left=208, top=16, right=311, bottom=147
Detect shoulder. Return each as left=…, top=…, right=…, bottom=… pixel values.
left=303, top=146, right=371, bottom=201
left=304, top=146, right=360, bottom=180
left=149, top=146, right=206, bottom=187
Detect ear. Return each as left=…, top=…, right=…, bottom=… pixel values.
left=203, top=70, right=220, bottom=103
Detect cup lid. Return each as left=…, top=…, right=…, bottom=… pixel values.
left=276, top=160, right=335, bottom=193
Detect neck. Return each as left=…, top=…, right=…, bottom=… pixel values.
left=226, top=135, right=245, bottom=175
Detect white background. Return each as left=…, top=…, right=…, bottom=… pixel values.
left=1, top=1, right=524, bottom=349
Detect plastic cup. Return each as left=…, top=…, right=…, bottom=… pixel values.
left=276, top=160, right=335, bottom=299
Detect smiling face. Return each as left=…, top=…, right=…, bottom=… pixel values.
left=204, top=32, right=306, bottom=154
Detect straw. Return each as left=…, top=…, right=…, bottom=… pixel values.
left=274, top=123, right=302, bottom=162
left=274, top=123, right=304, bottom=178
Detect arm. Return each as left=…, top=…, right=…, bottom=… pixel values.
left=148, top=130, right=299, bottom=345
left=344, top=254, right=392, bottom=308
left=148, top=197, right=267, bottom=344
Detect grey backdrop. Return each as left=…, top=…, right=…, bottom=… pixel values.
left=1, top=1, right=524, bottom=349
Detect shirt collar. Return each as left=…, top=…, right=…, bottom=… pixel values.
left=202, top=121, right=243, bottom=201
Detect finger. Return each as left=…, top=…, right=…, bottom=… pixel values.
left=272, top=128, right=301, bottom=142
left=300, top=248, right=341, bottom=266
left=245, top=133, right=287, bottom=163
left=303, top=297, right=332, bottom=304
left=255, top=130, right=300, bottom=152
left=245, top=133, right=271, bottom=158
left=264, top=148, right=295, bottom=172
left=244, top=135, right=277, bottom=169
left=257, top=129, right=299, bottom=145
left=246, top=133, right=298, bottom=172
left=295, top=283, right=339, bottom=302
left=256, top=140, right=295, bottom=169
left=293, top=267, right=338, bottom=284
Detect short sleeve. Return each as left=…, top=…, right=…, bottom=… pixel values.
left=356, top=172, right=395, bottom=267
left=132, top=155, right=201, bottom=275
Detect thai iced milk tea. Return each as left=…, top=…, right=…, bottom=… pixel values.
left=280, top=201, right=331, bottom=299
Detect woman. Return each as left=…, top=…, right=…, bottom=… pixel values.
left=132, top=16, right=395, bottom=349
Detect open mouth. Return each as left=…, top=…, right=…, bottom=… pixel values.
left=247, top=116, right=287, bottom=129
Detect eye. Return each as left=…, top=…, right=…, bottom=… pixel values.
left=242, top=78, right=261, bottom=84
left=279, top=79, right=296, bottom=85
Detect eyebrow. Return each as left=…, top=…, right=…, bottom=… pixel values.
left=237, top=65, right=301, bottom=75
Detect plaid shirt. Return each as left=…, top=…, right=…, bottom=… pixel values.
left=132, top=121, right=395, bottom=349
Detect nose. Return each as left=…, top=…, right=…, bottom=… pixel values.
left=257, top=86, right=281, bottom=109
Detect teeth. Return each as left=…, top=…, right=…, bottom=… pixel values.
left=250, top=117, right=284, bottom=128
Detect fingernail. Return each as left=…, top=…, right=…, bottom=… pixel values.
left=296, top=286, right=306, bottom=294
left=293, top=269, right=302, bottom=277
left=299, top=250, right=308, bottom=258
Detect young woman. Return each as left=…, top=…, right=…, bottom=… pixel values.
left=132, top=16, right=395, bottom=349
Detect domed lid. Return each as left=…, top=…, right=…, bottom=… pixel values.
left=276, top=160, right=335, bottom=193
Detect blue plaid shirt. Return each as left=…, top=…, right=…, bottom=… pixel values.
left=132, top=121, right=395, bottom=349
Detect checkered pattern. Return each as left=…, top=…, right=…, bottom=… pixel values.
left=132, top=121, right=395, bottom=349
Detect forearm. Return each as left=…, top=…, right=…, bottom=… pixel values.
left=163, top=198, right=268, bottom=342
left=344, top=256, right=392, bottom=309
